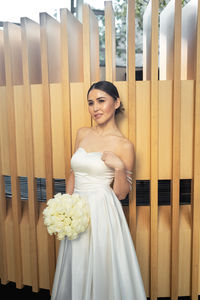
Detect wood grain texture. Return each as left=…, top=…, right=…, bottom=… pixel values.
left=105, top=1, right=116, bottom=82
left=21, top=17, right=40, bottom=292
left=4, top=21, right=23, bottom=289
left=171, top=1, right=181, bottom=299
left=127, top=0, right=136, bottom=244
left=40, top=13, right=56, bottom=291
left=150, top=1, right=159, bottom=299
left=191, top=1, right=200, bottom=299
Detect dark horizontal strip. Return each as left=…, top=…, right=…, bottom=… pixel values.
left=3, top=176, right=191, bottom=206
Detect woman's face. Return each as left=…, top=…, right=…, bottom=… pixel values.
left=87, top=89, right=120, bottom=123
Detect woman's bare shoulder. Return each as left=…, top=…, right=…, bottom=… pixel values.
left=74, top=127, right=91, bottom=151
left=116, top=136, right=134, bottom=152
left=77, top=126, right=91, bottom=138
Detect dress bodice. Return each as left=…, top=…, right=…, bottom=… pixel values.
left=70, top=147, right=115, bottom=191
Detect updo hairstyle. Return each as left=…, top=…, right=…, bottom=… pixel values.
left=87, top=81, right=125, bottom=115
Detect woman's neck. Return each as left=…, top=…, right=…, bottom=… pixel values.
left=93, top=121, right=119, bottom=137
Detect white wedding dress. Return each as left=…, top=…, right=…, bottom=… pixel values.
left=51, top=147, right=147, bottom=300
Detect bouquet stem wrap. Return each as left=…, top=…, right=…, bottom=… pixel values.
left=43, top=193, right=90, bottom=240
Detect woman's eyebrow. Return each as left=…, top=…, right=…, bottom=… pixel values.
left=87, top=97, right=106, bottom=102
left=96, top=97, right=106, bottom=100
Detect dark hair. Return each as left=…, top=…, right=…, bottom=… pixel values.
left=87, top=80, right=125, bottom=115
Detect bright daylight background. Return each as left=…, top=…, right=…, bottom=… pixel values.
left=0, top=0, right=108, bottom=23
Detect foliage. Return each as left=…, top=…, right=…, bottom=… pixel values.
left=96, top=0, right=190, bottom=65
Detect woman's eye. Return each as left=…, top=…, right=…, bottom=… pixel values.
left=99, top=100, right=105, bottom=102
left=88, top=102, right=93, bottom=106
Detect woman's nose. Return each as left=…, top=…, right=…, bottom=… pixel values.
left=93, top=102, right=99, bottom=111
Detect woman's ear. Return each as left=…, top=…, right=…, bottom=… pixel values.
left=115, top=98, right=120, bottom=110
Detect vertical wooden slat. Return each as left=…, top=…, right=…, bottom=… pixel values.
left=143, top=2, right=152, bottom=81
left=171, top=1, right=181, bottom=299
left=159, top=0, right=175, bottom=80
left=191, top=1, right=200, bottom=299
left=150, top=1, right=159, bottom=299
left=181, top=0, right=198, bottom=80
left=83, top=4, right=100, bottom=127
left=0, top=30, right=5, bottom=86
left=0, top=29, right=7, bottom=285
left=82, top=4, right=93, bottom=127
left=3, top=22, right=23, bottom=289
left=21, top=17, right=41, bottom=292
left=127, top=0, right=136, bottom=244
left=105, top=1, right=116, bottom=82
left=89, top=9, right=100, bottom=83
left=0, top=130, right=8, bottom=285
left=60, top=8, right=73, bottom=185
left=40, top=13, right=56, bottom=291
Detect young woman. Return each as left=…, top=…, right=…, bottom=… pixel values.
left=51, top=81, right=146, bottom=300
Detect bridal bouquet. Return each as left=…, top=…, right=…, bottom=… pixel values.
left=43, top=192, right=90, bottom=240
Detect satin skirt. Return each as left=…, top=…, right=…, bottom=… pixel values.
left=51, top=186, right=147, bottom=300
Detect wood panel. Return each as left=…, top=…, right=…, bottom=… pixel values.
left=50, top=83, right=65, bottom=179
left=143, top=1, right=151, bottom=80
left=70, top=82, right=85, bottom=151
left=179, top=205, right=191, bottom=296
left=0, top=109, right=8, bottom=284
left=60, top=8, right=83, bottom=83
left=0, top=30, right=5, bottom=86
left=181, top=0, right=198, bottom=80
left=0, top=86, right=10, bottom=175
left=40, top=13, right=57, bottom=291
left=158, top=80, right=172, bottom=179
left=105, top=1, right=116, bottom=82
left=136, top=81, right=150, bottom=180
left=127, top=0, right=136, bottom=243
left=14, top=85, right=26, bottom=176
left=171, top=1, right=181, bottom=299
left=31, top=84, right=45, bottom=178
left=4, top=21, right=23, bottom=289
left=180, top=80, right=194, bottom=179
left=159, top=0, right=175, bottom=80
left=158, top=206, right=171, bottom=297
left=149, top=1, right=159, bottom=299
left=21, top=17, right=41, bottom=291
left=114, top=81, right=128, bottom=136
left=82, top=4, right=91, bottom=128
left=191, top=1, right=200, bottom=299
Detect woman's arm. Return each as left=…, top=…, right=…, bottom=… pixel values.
left=66, top=170, right=75, bottom=195
left=112, top=142, right=134, bottom=200
left=113, top=168, right=131, bottom=200
left=101, top=141, right=134, bottom=200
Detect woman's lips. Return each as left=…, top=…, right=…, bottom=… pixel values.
left=94, top=114, right=103, bottom=119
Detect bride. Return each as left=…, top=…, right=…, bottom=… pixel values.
left=51, top=80, right=147, bottom=300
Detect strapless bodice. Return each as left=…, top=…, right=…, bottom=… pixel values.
left=70, top=147, right=115, bottom=191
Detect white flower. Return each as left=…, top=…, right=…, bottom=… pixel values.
left=43, top=193, right=90, bottom=240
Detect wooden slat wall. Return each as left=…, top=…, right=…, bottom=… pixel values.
left=0, top=29, right=7, bottom=285
left=181, top=0, right=198, bottom=80
left=171, top=2, right=181, bottom=300
left=0, top=1, right=200, bottom=299
left=127, top=0, right=136, bottom=243
left=40, top=12, right=58, bottom=290
left=191, top=1, right=200, bottom=299
left=105, top=1, right=116, bottom=82
left=21, top=17, right=41, bottom=292
left=4, top=22, right=23, bottom=289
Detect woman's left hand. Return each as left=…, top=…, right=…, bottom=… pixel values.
left=101, top=151, right=125, bottom=170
